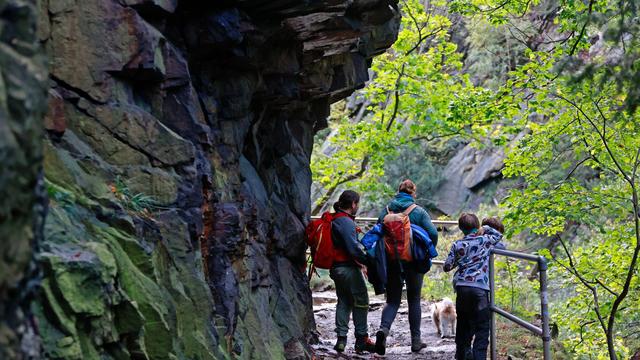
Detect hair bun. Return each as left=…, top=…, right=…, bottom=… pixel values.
left=398, top=179, right=416, bottom=195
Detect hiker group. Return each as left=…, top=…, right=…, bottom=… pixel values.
left=305, top=179, right=506, bottom=359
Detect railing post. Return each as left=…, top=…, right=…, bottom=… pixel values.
left=538, top=256, right=551, bottom=360
left=490, top=251, right=497, bottom=360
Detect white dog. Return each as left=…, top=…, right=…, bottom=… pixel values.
left=432, top=298, right=457, bottom=338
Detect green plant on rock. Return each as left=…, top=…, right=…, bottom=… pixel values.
left=110, top=176, right=163, bottom=215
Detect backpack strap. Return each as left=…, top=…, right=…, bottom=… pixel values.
left=402, top=204, right=418, bottom=216
left=386, top=206, right=393, bottom=215
left=332, top=211, right=351, bottom=220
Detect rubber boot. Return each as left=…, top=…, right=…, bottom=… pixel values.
left=375, top=328, right=388, bottom=355
left=334, top=336, right=347, bottom=353
left=354, top=335, right=376, bottom=354
left=411, top=336, right=427, bottom=353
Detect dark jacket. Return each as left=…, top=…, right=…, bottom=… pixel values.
left=377, top=192, right=439, bottom=246
left=331, top=210, right=368, bottom=266
left=371, top=236, right=388, bottom=294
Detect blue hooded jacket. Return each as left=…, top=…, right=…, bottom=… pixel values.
left=411, top=224, right=439, bottom=273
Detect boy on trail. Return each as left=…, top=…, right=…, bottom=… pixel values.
left=329, top=190, right=376, bottom=354
left=374, top=180, right=439, bottom=355
left=444, top=213, right=505, bottom=360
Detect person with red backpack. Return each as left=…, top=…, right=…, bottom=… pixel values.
left=325, top=190, right=376, bottom=354
left=374, top=180, right=439, bottom=355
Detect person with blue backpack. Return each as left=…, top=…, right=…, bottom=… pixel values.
left=372, top=179, right=439, bottom=355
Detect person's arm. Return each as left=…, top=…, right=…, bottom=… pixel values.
left=416, top=207, right=439, bottom=246
left=443, top=243, right=458, bottom=272
left=482, top=225, right=503, bottom=244
left=333, top=217, right=368, bottom=263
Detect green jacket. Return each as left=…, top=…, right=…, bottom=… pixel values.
left=377, top=192, right=439, bottom=246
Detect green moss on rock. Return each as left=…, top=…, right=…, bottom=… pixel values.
left=38, top=187, right=224, bottom=359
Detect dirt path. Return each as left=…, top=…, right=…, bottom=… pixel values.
left=311, top=291, right=455, bottom=359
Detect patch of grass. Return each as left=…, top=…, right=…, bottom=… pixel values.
left=495, top=318, right=568, bottom=359
left=422, top=229, right=460, bottom=301
left=496, top=319, right=543, bottom=359
left=422, top=267, right=456, bottom=301
left=109, top=176, right=164, bottom=215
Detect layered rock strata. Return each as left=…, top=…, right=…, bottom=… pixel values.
left=32, top=1, right=400, bottom=359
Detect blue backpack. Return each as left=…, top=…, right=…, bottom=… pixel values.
left=361, top=223, right=383, bottom=256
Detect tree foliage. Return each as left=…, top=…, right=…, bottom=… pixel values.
left=311, top=0, right=495, bottom=212
left=312, top=0, right=640, bottom=357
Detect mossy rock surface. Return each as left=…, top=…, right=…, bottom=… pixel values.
left=24, top=0, right=401, bottom=359
left=37, top=201, right=222, bottom=359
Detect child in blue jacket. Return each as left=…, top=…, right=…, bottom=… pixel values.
left=444, top=214, right=505, bottom=360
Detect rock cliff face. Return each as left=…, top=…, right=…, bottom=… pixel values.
left=32, top=1, right=400, bottom=359
left=432, top=144, right=505, bottom=216
left=0, top=1, right=48, bottom=358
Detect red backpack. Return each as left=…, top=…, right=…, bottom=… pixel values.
left=305, top=212, right=350, bottom=275
left=382, top=204, right=417, bottom=262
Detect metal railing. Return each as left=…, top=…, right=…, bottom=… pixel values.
left=489, top=248, right=551, bottom=360
left=310, top=215, right=457, bottom=227
left=309, top=215, right=457, bottom=235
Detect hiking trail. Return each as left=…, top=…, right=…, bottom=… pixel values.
left=311, top=291, right=456, bottom=359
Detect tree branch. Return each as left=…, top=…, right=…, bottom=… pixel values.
left=568, top=0, right=595, bottom=56
left=386, top=64, right=405, bottom=132
left=312, top=155, right=370, bottom=215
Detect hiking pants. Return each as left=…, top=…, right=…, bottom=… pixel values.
left=455, top=286, right=491, bottom=360
left=380, top=262, right=424, bottom=338
left=330, top=265, right=369, bottom=337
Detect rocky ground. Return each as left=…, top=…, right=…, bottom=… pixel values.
left=311, top=291, right=456, bottom=359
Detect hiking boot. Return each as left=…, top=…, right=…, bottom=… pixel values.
left=354, top=335, right=376, bottom=354
left=411, top=336, right=427, bottom=353
left=375, top=328, right=388, bottom=355
left=334, top=336, right=347, bottom=353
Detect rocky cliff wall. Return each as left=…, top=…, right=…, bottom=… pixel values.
left=32, top=1, right=400, bottom=359
left=0, top=1, right=48, bottom=358
left=432, top=144, right=505, bottom=216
